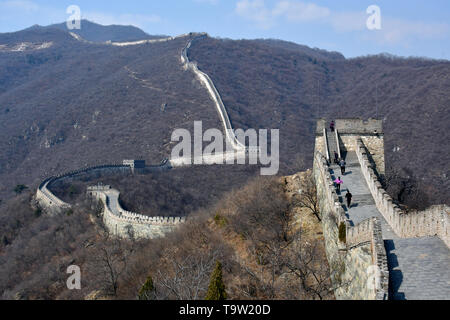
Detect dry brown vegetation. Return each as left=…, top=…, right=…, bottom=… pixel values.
left=49, top=165, right=261, bottom=217
left=0, top=171, right=333, bottom=300
left=0, top=29, right=221, bottom=203
left=1, top=24, right=447, bottom=299
left=189, top=37, right=450, bottom=205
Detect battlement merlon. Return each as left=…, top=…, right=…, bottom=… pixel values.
left=316, top=118, right=383, bottom=136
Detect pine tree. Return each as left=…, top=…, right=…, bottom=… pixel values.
left=338, top=222, right=346, bottom=243
left=138, top=275, right=155, bottom=300
left=205, top=261, right=227, bottom=300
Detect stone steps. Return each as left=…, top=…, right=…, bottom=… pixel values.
left=326, top=129, right=339, bottom=162
left=330, top=151, right=450, bottom=300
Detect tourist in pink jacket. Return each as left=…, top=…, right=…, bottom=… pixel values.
left=334, top=177, right=343, bottom=192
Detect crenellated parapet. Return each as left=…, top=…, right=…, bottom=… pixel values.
left=36, top=163, right=131, bottom=214
left=343, top=217, right=389, bottom=300
left=355, top=139, right=449, bottom=247
left=313, top=129, right=389, bottom=300
left=180, top=35, right=246, bottom=153
left=109, top=32, right=208, bottom=47
left=314, top=151, right=346, bottom=224
left=35, top=33, right=245, bottom=238
left=87, top=185, right=185, bottom=239
left=36, top=160, right=171, bottom=216
left=36, top=177, right=72, bottom=213
left=316, top=118, right=385, bottom=175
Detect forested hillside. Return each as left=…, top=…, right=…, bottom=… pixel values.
left=189, top=37, right=450, bottom=204
left=0, top=28, right=221, bottom=202
left=46, top=20, right=166, bottom=43
left=0, top=22, right=448, bottom=299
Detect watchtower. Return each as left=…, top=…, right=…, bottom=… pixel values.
left=123, top=160, right=146, bottom=174
left=315, top=118, right=385, bottom=175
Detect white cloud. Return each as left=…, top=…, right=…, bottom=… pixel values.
left=0, top=0, right=63, bottom=30
left=0, top=0, right=39, bottom=12
left=235, top=0, right=330, bottom=29
left=235, top=1, right=450, bottom=46
left=272, top=1, right=330, bottom=23
left=330, top=11, right=366, bottom=32
left=82, top=12, right=162, bottom=28
left=377, top=18, right=450, bottom=44
left=235, top=0, right=272, bottom=28
left=0, top=1, right=162, bottom=32
left=331, top=11, right=450, bottom=45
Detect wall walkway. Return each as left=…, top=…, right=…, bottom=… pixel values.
left=333, top=138, right=450, bottom=300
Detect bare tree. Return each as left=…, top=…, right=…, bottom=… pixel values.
left=89, top=239, right=131, bottom=297
left=154, top=249, right=222, bottom=300
left=293, top=172, right=321, bottom=222
left=383, top=165, right=430, bottom=211
left=284, top=231, right=332, bottom=300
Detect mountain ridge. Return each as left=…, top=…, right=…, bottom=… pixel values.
left=0, top=21, right=448, bottom=206
left=42, top=19, right=167, bottom=43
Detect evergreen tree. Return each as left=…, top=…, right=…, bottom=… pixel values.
left=205, top=261, right=227, bottom=300
left=14, top=184, right=28, bottom=195
left=338, top=222, right=346, bottom=243
left=138, top=275, right=155, bottom=300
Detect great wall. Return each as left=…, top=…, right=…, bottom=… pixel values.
left=87, top=184, right=185, bottom=239
left=35, top=34, right=450, bottom=300
left=313, top=119, right=449, bottom=300
left=36, top=33, right=248, bottom=239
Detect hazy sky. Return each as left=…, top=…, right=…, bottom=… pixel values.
left=0, top=0, right=449, bottom=59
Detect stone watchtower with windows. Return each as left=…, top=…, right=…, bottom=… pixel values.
left=314, top=118, right=385, bottom=177
left=123, top=160, right=146, bottom=174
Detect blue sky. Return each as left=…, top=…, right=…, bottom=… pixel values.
left=0, top=0, right=449, bottom=59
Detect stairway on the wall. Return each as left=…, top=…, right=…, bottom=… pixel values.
left=330, top=149, right=450, bottom=300
left=326, top=129, right=339, bottom=163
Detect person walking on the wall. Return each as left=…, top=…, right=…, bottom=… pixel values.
left=345, top=190, right=353, bottom=209
left=340, top=159, right=346, bottom=175
left=334, top=151, right=339, bottom=164
left=330, top=120, right=335, bottom=132
left=334, top=177, right=343, bottom=193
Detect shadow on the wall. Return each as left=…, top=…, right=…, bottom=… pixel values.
left=384, top=239, right=406, bottom=300
left=337, top=133, right=348, bottom=160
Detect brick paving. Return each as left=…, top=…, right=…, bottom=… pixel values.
left=329, top=151, right=450, bottom=300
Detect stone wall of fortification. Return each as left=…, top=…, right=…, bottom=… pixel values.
left=36, top=161, right=171, bottom=215
left=314, top=125, right=327, bottom=161
left=315, top=118, right=382, bottom=135
left=316, top=119, right=385, bottom=174
left=88, top=187, right=185, bottom=239
left=36, top=178, right=72, bottom=214
left=355, top=139, right=449, bottom=247
left=181, top=35, right=245, bottom=152
left=336, top=119, right=385, bottom=175
left=50, top=165, right=131, bottom=187
left=35, top=33, right=242, bottom=239
left=36, top=164, right=132, bottom=214
left=313, top=151, right=388, bottom=300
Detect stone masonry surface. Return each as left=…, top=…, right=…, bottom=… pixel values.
left=318, top=121, right=450, bottom=300
left=34, top=30, right=449, bottom=299
left=36, top=33, right=250, bottom=238
left=87, top=186, right=185, bottom=239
